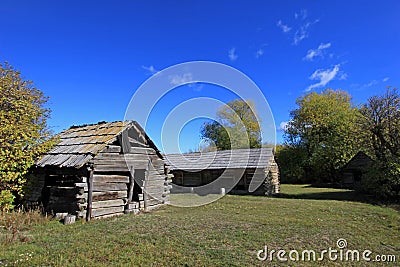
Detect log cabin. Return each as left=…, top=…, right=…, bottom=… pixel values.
left=165, top=148, right=279, bottom=196
left=341, top=151, right=374, bottom=188
left=24, top=121, right=172, bottom=220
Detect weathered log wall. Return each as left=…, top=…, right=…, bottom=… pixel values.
left=25, top=123, right=172, bottom=221
left=170, top=162, right=280, bottom=196
left=79, top=143, right=172, bottom=220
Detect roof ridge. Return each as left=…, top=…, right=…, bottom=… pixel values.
left=68, top=120, right=133, bottom=130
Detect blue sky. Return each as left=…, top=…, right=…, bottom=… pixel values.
left=1, top=1, right=399, bottom=153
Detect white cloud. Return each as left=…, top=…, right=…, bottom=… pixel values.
left=169, top=73, right=193, bottom=86
left=364, top=80, right=378, bottom=88
left=278, top=121, right=289, bottom=131
left=318, top=43, right=331, bottom=50
left=338, top=72, right=348, bottom=80
left=141, top=65, right=158, bottom=75
left=293, top=28, right=307, bottom=45
left=276, top=20, right=291, bottom=33
left=255, top=48, right=264, bottom=58
left=228, top=48, right=238, bottom=61
left=304, top=42, right=331, bottom=61
left=293, top=19, right=319, bottom=45
left=383, top=77, right=390, bottom=82
left=295, top=9, right=308, bottom=20
left=306, top=64, right=340, bottom=92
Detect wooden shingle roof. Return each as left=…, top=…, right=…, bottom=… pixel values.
left=36, top=121, right=156, bottom=168
left=165, top=148, right=274, bottom=171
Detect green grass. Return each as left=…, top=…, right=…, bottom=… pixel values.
left=1, top=185, right=399, bottom=266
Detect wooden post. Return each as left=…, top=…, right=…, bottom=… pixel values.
left=86, top=165, right=94, bottom=221
left=127, top=167, right=135, bottom=203
left=143, top=160, right=151, bottom=211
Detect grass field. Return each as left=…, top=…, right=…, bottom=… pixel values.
left=1, top=184, right=399, bottom=266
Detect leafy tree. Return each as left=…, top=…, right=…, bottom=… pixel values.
left=275, top=144, right=308, bottom=183
left=359, top=87, right=400, bottom=202
left=359, top=87, right=399, bottom=161
left=201, top=99, right=262, bottom=150
left=284, top=89, right=360, bottom=183
left=200, top=121, right=231, bottom=150
left=0, top=62, right=55, bottom=210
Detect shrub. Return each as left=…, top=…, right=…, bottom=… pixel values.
left=362, top=160, right=400, bottom=203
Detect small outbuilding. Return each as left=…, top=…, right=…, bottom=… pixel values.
left=25, top=121, right=172, bottom=220
left=165, top=148, right=279, bottom=195
left=341, top=151, right=374, bottom=188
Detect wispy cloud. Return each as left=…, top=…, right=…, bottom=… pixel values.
left=169, top=73, right=193, bottom=86
left=293, top=19, right=319, bottom=45
left=383, top=77, right=390, bottom=82
left=228, top=48, right=238, bottom=61
left=141, top=65, right=158, bottom=75
left=306, top=64, right=341, bottom=92
left=169, top=73, right=204, bottom=91
left=277, top=9, right=318, bottom=45
left=351, top=79, right=384, bottom=91
left=364, top=80, right=378, bottom=88
left=303, top=42, right=331, bottom=61
left=338, top=72, right=347, bottom=80
left=255, top=48, right=264, bottom=59
left=295, top=9, right=308, bottom=20
left=276, top=20, right=291, bottom=33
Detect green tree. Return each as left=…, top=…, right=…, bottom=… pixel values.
left=275, top=144, right=308, bottom=183
left=359, top=87, right=400, bottom=202
left=285, top=89, right=360, bottom=183
left=201, top=99, right=261, bottom=150
left=0, top=62, right=55, bottom=210
left=359, top=87, right=399, bottom=161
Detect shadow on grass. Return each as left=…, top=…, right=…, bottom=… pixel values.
left=275, top=184, right=379, bottom=205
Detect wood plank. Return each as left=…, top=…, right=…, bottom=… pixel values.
left=93, top=162, right=149, bottom=172
left=95, top=151, right=157, bottom=160
left=103, top=145, right=121, bottom=153
left=87, top=167, right=94, bottom=221
left=93, top=165, right=130, bottom=172
left=143, top=161, right=150, bottom=211
left=74, top=182, right=87, bottom=188
left=117, top=130, right=131, bottom=153
left=130, top=147, right=157, bottom=155
left=93, top=174, right=129, bottom=183
left=144, top=179, right=166, bottom=187
left=93, top=159, right=130, bottom=166
left=91, top=206, right=125, bottom=217
left=146, top=175, right=167, bottom=182
left=142, top=198, right=163, bottom=207
left=78, top=191, right=127, bottom=200
left=93, top=153, right=155, bottom=161
left=92, top=199, right=125, bottom=209
left=93, top=182, right=127, bottom=192
left=127, top=168, right=134, bottom=203
left=128, top=136, right=148, bottom=148
left=94, top=212, right=124, bottom=220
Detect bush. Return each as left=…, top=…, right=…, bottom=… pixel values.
left=275, top=145, right=309, bottom=183
left=0, top=62, right=55, bottom=210
left=362, top=160, right=400, bottom=203
left=0, top=190, right=15, bottom=212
